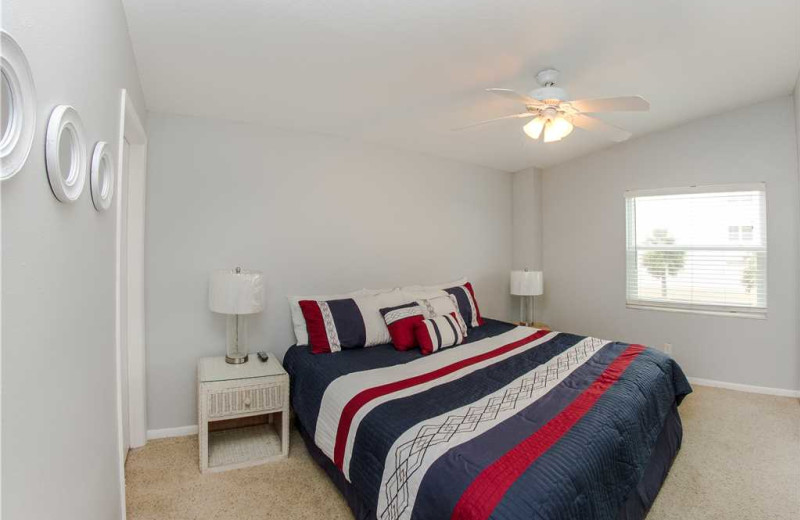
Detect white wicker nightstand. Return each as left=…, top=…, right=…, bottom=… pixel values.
left=197, top=355, right=289, bottom=473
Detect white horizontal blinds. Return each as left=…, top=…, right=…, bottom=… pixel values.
left=625, top=184, right=767, bottom=315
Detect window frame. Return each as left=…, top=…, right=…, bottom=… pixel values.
left=624, top=183, right=767, bottom=319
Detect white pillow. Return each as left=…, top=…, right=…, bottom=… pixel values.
left=403, top=279, right=482, bottom=329
left=288, top=288, right=381, bottom=346
left=351, top=289, right=413, bottom=346
left=415, top=294, right=458, bottom=318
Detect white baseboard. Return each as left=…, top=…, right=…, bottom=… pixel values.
left=688, top=377, right=800, bottom=398
left=146, top=425, right=198, bottom=440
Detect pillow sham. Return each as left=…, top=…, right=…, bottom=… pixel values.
left=299, top=298, right=364, bottom=354
left=300, top=289, right=409, bottom=353
left=288, top=288, right=381, bottom=346
left=415, top=294, right=460, bottom=322
left=401, top=279, right=482, bottom=328
left=415, top=312, right=467, bottom=355
left=442, top=282, right=484, bottom=328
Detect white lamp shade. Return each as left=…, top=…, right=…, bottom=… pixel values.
left=510, top=270, right=543, bottom=296
left=209, top=269, right=264, bottom=314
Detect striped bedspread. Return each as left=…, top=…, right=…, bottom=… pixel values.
left=284, top=319, right=691, bottom=520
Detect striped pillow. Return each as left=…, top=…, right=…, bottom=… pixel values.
left=299, top=298, right=366, bottom=354
left=299, top=289, right=409, bottom=354
left=415, top=312, right=467, bottom=355
left=443, top=282, right=484, bottom=328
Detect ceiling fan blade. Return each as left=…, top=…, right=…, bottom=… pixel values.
left=452, top=112, right=534, bottom=131
left=570, top=96, right=650, bottom=113
left=572, top=114, right=632, bottom=142
left=486, top=88, right=542, bottom=106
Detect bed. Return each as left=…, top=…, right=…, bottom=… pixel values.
left=284, top=318, right=692, bottom=520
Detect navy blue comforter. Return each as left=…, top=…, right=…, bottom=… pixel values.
left=284, top=319, right=691, bottom=520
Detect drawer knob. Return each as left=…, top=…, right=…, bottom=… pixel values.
left=244, top=397, right=251, bottom=407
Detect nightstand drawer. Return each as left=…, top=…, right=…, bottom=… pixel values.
left=207, top=383, right=283, bottom=418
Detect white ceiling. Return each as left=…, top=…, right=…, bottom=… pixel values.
left=122, top=0, right=800, bottom=172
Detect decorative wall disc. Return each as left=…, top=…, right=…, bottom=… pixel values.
left=45, top=105, right=88, bottom=203
left=1, top=30, right=37, bottom=181
left=90, top=141, right=115, bottom=211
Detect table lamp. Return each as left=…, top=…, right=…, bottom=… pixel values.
left=510, top=269, right=543, bottom=326
left=209, top=267, right=264, bottom=364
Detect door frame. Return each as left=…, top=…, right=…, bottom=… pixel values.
left=115, top=89, right=147, bottom=518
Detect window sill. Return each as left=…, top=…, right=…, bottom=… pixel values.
left=626, top=303, right=766, bottom=320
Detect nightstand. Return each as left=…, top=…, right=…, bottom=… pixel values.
left=197, top=355, right=289, bottom=473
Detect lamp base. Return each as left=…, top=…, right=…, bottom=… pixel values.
left=225, top=314, right=250, bottom=364
left=225, top=353, right=249, bottom=365
left=519, top=295, right=537, bottom=326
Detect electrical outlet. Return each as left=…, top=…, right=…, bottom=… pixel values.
left=662, top=343, right=673, bottom=355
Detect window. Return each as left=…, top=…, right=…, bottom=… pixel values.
left=728, top=225, right=753, bottom=242
left=625, top=184, right=766, bottom=317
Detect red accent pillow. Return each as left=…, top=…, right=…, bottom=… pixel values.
left=380, top=303, right=426, bottom=351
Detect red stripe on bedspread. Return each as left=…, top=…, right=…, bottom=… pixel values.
left=450, top=343, right=645, bottom=520
left=333, top=329, right=552, bottom=470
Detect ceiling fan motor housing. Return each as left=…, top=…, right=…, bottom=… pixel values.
left=531, top=68, right=568, bottom=104
left=535, top=68, right=560, bottom=85
left=530, top=86, right=568, bottom=104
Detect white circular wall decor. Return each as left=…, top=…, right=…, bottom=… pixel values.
left=90, top=141, right=115, bottom=211
left=45, top=105, right=88, bottom=203
left=1, top=30, right=37, bottom=181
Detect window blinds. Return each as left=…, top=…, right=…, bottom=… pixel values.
left=625, top=184, right=767, bottom=317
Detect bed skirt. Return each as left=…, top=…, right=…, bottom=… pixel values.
left=296, top=401, right=683, bottom=520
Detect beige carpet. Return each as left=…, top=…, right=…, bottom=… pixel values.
left=126, top=386, right=800, bottom=519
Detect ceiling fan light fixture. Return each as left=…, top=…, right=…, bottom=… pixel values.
left=523, top=116, right=546, bottom=140
left=543, top=124, right=561, bottom=143
left=543, top=116, right=573, bottom=143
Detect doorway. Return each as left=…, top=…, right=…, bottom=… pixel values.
left=116, top=88, right=147, bottom=516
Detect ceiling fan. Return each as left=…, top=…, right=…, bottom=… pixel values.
left=456, top=69, right=650, bottom=143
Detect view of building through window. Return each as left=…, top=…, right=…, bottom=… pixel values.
left=625, top=185, right=767, bottom=315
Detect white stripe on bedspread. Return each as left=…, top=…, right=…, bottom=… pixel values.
left=377, top=336, right=611, bottom=520
left=314, top=327, right=557, bottom=479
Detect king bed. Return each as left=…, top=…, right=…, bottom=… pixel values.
left=284, top=318, right=691, bottom=520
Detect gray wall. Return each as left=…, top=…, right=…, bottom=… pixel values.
left=1, top=0, right=146, bottom=519
left=145, top=113, right=514, bottom=430
left=510, top=167, right=544, bottom=323
left=795, top=75, right=800, bottom=186
left=511, top=167, right=543, bottom=270
left=540, top=96, right=799, bottom=392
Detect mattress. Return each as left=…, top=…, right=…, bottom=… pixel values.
left=284, top=319, right=692, bottom=520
